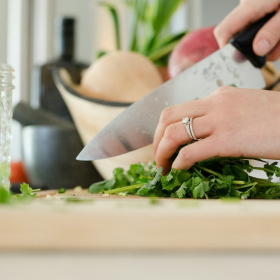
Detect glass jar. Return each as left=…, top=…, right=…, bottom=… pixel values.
left=0, top=64, right=15, bottom=189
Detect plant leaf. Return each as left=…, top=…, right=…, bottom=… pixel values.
left=176, top=182, right=188, bottom=198
left=137, top=167, right=163, bottom=196
left=151, top=0, right=186, bottom=36
left=89, top=178, right=115, bottom=194
left=99, top=2, right=121, bottom=50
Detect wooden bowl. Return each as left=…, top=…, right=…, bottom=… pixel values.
left=53, top=68, right=155, bottom=180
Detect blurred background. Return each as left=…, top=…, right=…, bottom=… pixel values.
left=1, top=0, right=279, bottom=190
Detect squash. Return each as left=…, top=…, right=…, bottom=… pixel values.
left=79, top=51, right=163, bottom=103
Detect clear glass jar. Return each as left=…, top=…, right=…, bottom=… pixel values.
left=0, top=64, right=15, bottom=189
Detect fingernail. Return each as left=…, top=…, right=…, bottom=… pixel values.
left=255, top=39, right=270, bottom=56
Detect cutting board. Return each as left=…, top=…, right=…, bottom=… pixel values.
left=1, top=189, right=280, bottom=251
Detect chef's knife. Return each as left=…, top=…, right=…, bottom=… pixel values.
left=77, top=13, right=273, bottom=161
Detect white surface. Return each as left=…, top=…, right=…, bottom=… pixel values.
left=32, top=0, right=55, bottom=66
left=53, top=0, right=96, bottom=62
left=0, top=0, right=8, bottom=63
left=1, top=252, right=280, bottom=280
left=7, top=0, right=32, bottom=161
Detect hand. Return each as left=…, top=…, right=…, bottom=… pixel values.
left=153, top=86, right=280, bottom=172
left=214, top=0, right=280, bottom=61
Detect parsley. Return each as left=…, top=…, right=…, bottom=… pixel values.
left=0, top=183, right=40, bottom=204
left=58, top=188, right=66, bottom=194
left=20, top=183, right=40, bottom=198
left=89, top=156, right=280, bottom=199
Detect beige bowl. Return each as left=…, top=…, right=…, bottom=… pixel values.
left=53, top=68, right=156, bottom=180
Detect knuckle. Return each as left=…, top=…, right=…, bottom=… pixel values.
left=265, top=29, right=280, bottom=45
left=155, top=154, right=161, bottom=163
left=179, top=147, right=194, bottom=161
left=159, top=107, right=172, bottom=125
left=164, top=124, right=178, bottom=144
left=213, top=26, right=221, bottom=38
left=216, top=86, right=232, bottom=94
left=213, top=86, right=235, bottom=103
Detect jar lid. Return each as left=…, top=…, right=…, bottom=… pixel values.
left=0, top=64, right=14, bottom=72
left=0, top=64, right=15, bottom=90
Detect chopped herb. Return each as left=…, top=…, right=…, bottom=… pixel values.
left=58, top=188, right=66, bottom=194
left=118, top=192, right=128, bottom=197
left=20, top=183, right=40, bottom=198
left=149, top=197, right=159, bottom=205
left=89, top=150, right=280, bottom=199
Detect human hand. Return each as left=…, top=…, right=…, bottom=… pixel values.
left=153, top=86, right=280, bottom=172
left=214, top=0, right=280, bottom=61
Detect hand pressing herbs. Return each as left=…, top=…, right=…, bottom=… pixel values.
left=89, top=157, right=280, bottom=199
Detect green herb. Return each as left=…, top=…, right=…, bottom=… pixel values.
left=65, top=197, right=91, bottom=203
left=58, top=188, right=66, bottom=194
left=0, top=186, right=11, bottom=204
left=0, top=183, right=41, bottom=204
left=149, top=197, right=159, bottom=205
left=118, top=192, right=128, bottom=197
left=20, top=183, right=40, bottom=198
left=89, top=155, right=280, bottom=199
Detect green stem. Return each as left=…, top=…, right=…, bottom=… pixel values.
left=252, top=167, right=276, bottom=174
left=232, top=181, right=246, bottom=185
left=104, top=184, right=145, bottom=194
left=99, top=2, right=121, bottom=50
left=147, top=41, right=179, bottom=61
left=193, top=167, right=205, bottom=180
left=197, top=166, right=222, bottom=177
left=198, top=165, right=246, bottom=185
left=249, top=176, right=269, bottom=184
left=255, top=182, right=280, bottom=188
left=235, top=182, right=257, bottom=190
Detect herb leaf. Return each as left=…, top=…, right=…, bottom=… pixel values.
left=20, top=183, right=40, bottom=198
left=137, top=167, right=163, bottom=196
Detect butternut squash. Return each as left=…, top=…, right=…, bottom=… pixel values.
left=79, top=51, right=163, bottom=103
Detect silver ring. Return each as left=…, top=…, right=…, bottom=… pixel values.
left=189, top=117, right=197, bottom=141
left=182, top=117, right=195, bottom=141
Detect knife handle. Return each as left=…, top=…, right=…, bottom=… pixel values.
left=230, top=12, right=275, bottom=68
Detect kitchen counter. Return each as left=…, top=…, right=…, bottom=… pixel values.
left=1, top=190, right=280, bottom=279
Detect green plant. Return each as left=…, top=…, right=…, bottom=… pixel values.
left=89, top=156, right=280, bottom=199
left=98, top=0, right=188, bottom=66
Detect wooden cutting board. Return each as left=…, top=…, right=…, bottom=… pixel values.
left=1, top=189, right=280, bottom=251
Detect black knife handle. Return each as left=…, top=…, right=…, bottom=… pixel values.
left=230, top=12, right=275, bottom=68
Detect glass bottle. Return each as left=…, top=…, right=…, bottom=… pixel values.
left=0, top=64, right=15, bottom=189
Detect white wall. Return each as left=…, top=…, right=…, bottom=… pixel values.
left=201, top=0, right=239, bottom=26
left=52, top=0, right=96, bottom=63
left=0, top=0, right=8, bottom=63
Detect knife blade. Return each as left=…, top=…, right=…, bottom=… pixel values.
left=77, top=14, right=273, bottom=161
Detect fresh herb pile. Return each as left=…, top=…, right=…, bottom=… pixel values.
left=89, top=157, right=280, bottom=199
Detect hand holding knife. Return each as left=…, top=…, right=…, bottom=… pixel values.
left=78, top=8, right=280, bottom=171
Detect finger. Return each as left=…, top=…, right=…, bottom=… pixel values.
left=214, top=1, right=278, bottom=48
left=253, top=10, right=280, bottom=56
left=155, top=116, right=213, bottom=172
left=172, top=137, right=219, bottom=170
left=267, top=42, right=280, bottom=61
left=153, top=99, right=208, bottom=154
